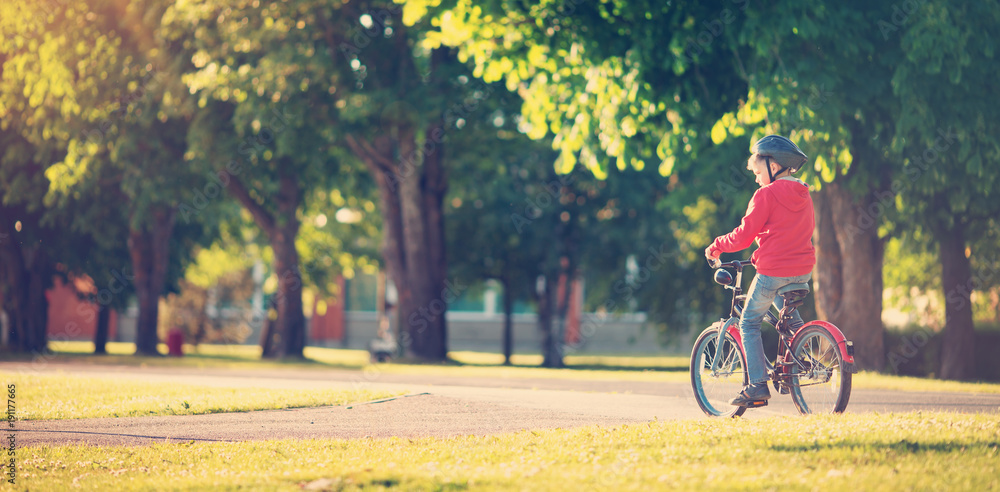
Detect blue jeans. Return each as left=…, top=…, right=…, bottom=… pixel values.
left=740, top=272, right=812, bottom=385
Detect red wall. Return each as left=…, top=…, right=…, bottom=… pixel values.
left=46, top=276, right=118, bottom=342
left=309, top=275, right=345, bottom=343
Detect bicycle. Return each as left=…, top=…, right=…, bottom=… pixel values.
left=690, top=258, right=856, bottom=417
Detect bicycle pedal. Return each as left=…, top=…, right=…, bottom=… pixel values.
left=744, top=400, right=769, bottom=408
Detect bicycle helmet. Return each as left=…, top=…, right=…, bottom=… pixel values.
left=751, top=135, right=808, bottom=183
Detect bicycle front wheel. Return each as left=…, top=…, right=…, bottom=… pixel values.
left=690, top=325, right=747, bottom=418
left=788, top=325, right=852, bottom=414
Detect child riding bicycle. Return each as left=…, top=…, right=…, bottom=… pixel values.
left=704, top=135, right=815, bottom=407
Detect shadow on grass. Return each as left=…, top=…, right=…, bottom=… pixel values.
left=301, top=475, right=471, bottom=491
left=770, top=439, right=1000, bottom=454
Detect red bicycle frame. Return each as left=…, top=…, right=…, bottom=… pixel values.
left=721, top=318, right=857, bottom=371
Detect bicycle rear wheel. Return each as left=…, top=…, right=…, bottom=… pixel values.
left=690, top=325, right=747, bottom=418
left=788, top=325, right=852, bottom=414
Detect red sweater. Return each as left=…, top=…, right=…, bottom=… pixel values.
left=708, top=178, right=816, bottom=277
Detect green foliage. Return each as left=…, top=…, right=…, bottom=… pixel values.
left=4, top=0, right=999, bottom=355
left=420, top=0, right=750, bottom=181
left=0, top=0, right=223, bottom=319
left=883, top=235, right=943, bottom=324
left=1, top=0, right=390, bottom=342
left=165, top=0, right=351, bottom=183
left=296, top=186, right=382, bottom=295
left=444, top=102, right=555, bottom=303
left=164, top=0, right=409, bottom=302
left=889, top=1, right=1000, bottom=238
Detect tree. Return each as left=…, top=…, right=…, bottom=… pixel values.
left=0, top=4, right=82, bottom=353
left=0, top=2, right=122, bottom=354
left=888, top=0, right=1000, bottom=379
left=163, top=0, right=364, bottom=358
left=423, top=0, right=940, bottom=371
left=1, top=0, right=238, bottom=356
left=0, top=131, right=60, bottom=353
left=48, top=175, right=135, bottom=355
left=417, top=0, right=756, bottom=347
left=340, top=41, right=457, bottom=361
left=443, top=88, right=551, bottom=364
left=165, top=0, right=491, bottom=361
left=444, top=87, right=697, bottom=365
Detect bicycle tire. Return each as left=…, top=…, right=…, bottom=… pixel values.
left=788, top=325, right=852, bottom=414
left=690, top=324, right=748, bottom=418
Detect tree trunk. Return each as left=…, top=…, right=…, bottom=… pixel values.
left=812, top=182, right=886, bottom=370
left=346, top=135, right=411, bottom=350
left=812, top=188, right=843, bottom=322
left=422, top=117, right=450, bottom=361
left=423, top=47, right=452, bottom=359
left=397, top=125, right=447, bottom=361
left=369, top=138, right=410, bottom=351
left=539, top=274, right=565, bottom=368
left=339, top=41, right=453, bottom=362
left=226, top=171, right=306, bottom=359
left=130, top=229, right=156, bottom=355
left=537, top=275, right=554, bottom=366
left=502, top=277, right=514, bottom=366
left=93, top=302, right=111, bottom=354
left=0, top=222, right=50, bottom=354
left=24, top=246, right=49, bottom=353
left=345, top=127, right=449, bottom=362
left=266, top=174, right=306, bottom=359
left=938, top=223, right=976, bottom=380
left=259, top=297, right=277, bottom=356
left=129, top=207, right=176, bottom=356
left=269, top=219, right=306, bottom=358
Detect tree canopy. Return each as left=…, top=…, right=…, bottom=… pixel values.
left=2, top=0, right=998, bottom=379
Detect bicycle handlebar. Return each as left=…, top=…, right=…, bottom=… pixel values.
left=707, top=258, right=753, bottom=270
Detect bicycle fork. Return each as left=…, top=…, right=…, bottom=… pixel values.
left=710, top=319, right=746, bottom=377
left=709, top=321, right=732, bottom=374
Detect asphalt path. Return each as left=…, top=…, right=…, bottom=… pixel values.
left=6, top=362, right=1000, bottom=447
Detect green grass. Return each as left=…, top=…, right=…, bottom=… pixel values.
left=35, top=342, right=691, bottom=377
left=0, top=371, right=402, bottom=420
left=7, top=341, right=1000, bottom=395
left=15, top=341, right=372, bottom=371
left=11, top=412, right=999, bottom=491
left=853, top=371, right=1000, bottom=394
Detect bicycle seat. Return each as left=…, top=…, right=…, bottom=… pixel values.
left=777, top=283, right=810, bottom=300
left=777, top=283, right=810, bottom=314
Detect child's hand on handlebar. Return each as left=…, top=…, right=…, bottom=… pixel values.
left=704, top=246, right=721, bottom=268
